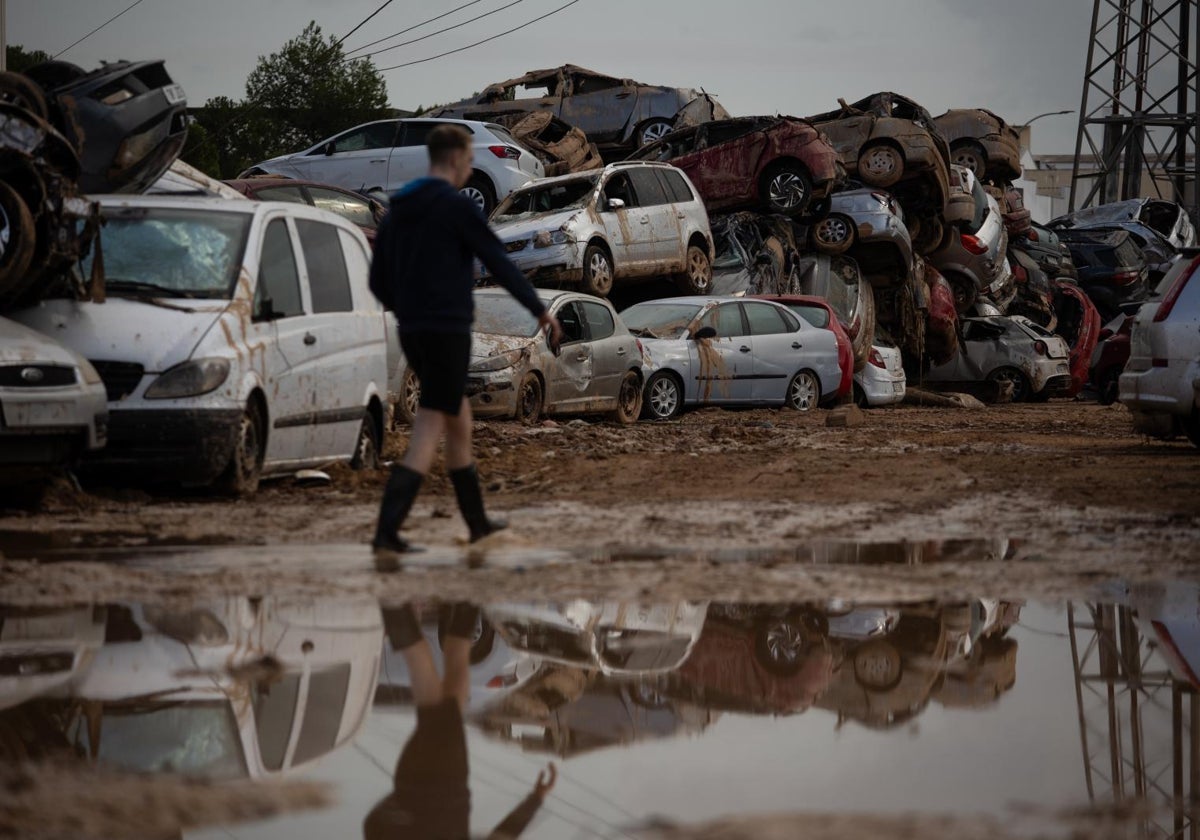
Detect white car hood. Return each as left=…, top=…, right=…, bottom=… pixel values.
left=0, top=316, right=82, bottom=367
left=13, top=298, right=230, bottom=372
left=491, top=210, right=583, bottom=243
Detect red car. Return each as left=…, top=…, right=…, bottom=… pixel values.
left=629, top=116, right=845, bottom=218
left=223, top=177, right=386, bottom=246
left=924, top=263, right=960, bottom=366
left=1089, top=312, right=1133, bottom=404
left=1053, top=281, right=1102, bottom=398
left=755, top=295, right=854, bottom=400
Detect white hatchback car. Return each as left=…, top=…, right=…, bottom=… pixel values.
left=1120, top=253, right=1200, bottom=444
left=854, top=340, right=906, bottom=407
left=242, top=117, right=544, bottom=215
left=15, top=196, right=390, bottom=494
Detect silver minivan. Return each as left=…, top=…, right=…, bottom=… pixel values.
left=484, top=162, right=714, bottom=298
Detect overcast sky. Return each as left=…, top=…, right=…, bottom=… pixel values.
left=14, top=0, right=1091, bottom=153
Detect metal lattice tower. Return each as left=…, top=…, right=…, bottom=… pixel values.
left=1070, top=0, right=1200, bottom=221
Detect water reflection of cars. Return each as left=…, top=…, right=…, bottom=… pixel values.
left=0, top=606, right=106, bottom=711
left=486, top=601, right=708, bottom=677
left=62, top=598, right=381, bottom=779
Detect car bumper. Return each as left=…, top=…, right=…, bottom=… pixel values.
left=83, top=408, right=242, bottom=484
left=466, top=372, right=518, bottom=418
left=855, top=367, right=906, bottom=406
left=1037, top=372, right=1075, bottom=396
left=1119, top=363, right=1199, bottom=434
left=0, top=384, right=108, bottom=453
left=478, top=241, right=586, bottom=286
left=979, top=136, right=1023, bottom=178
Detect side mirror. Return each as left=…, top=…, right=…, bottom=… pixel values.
left=693, top=325, right=717, bottom=341
left=607, top=198, right=626, bottom=211
left=254, top=296, right=278, bottom=322
left=323, top=142, right=335, bottom=157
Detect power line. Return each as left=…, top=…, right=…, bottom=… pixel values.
left=54, top=0, right=149, bottom=58
left=376, top=0, right=583, bottom=72
left=346, top=0, right=525, bottom=62
left=335, top=0, right=399, bottom=48
left=344, top=0, right=488, bottom=57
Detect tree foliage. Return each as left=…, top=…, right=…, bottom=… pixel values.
left=7, top=45, right=53, bottom=74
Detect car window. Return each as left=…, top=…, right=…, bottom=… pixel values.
left=253, top=673, right=300, bottom=771
left=571, top=73, right=624, bottom=94
left=328, top=122, right=398, bottom=153
left=744, top=302, right=794, bottom=335
left=257, top=219, right=304, bottom=319
left=307, top=187, right=377, bottom=230
left=701, top=303, right=747, bottom=338
left=401, top=121, right=474, bottom=147
left=788, top=304, right=830, bottom=328
left=602, top=173, right=639, bottom=209
left=658, top=169, right=695, bottom=203
left=628, top=168, right=670, bottom=207
left=254, top=186, right=308, bottom=204
left=702, top=121, right=758, bottom=148
left=296, top=220, right=353, bottom=313
left=579, top=301, right=616, bottom=340
left=556, top=301, right=586, bottom=344
left=291, top=664, right=351, bottom=766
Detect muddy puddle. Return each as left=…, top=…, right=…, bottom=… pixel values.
left=1, top=563, right=1196, bottom=839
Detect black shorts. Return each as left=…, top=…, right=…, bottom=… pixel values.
left=401, top=331, right=472, bottom=416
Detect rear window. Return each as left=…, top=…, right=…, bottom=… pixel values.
left=658, top=169, right=695, bottom=203
left=788, top=304, right=830, bottom=328
left=1154, top=255, right=1197, bottom=296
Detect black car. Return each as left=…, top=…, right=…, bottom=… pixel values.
left=1057, top=228, right=1148, bottom=321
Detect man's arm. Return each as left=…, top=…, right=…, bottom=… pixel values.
left=367, top=211, right=395, bottom=310
left=455, top=202, right=546, bottom=318
left=487, top=764, right=556, bottom=840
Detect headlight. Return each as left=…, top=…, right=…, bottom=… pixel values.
left=144, top=358, right=230, bottom=399
left=534, top=230, right=571, bottom=249
left=469, top=349, right=525, bottom=373
left=77, top=357, right=103, bottom=386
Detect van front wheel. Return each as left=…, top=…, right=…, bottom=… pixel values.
left=218, top=402, right=265, bottom=496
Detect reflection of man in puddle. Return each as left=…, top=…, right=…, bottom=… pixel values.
left=366, top=604, right=556, bottom=839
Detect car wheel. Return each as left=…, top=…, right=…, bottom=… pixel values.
left=797, top=196, right=832, bottom=225
left=643, top=372, right=683, bottom=421
left=438, top=610, right=496, bottom=666
left=786, top=370, right=820, bottom=412
left=911, top=214, right=945, bottom=256
left=951, top=141, right=988, bottom=179
left=0, top=182, right=37, bottom=296
left=1183, top=411, right=1200, bottom=450
left=398, top=368, right=420, bottom=425
left=515, top=373, right=543, bottom=425
left=987, top=366, right=1031, bottom=403
left=675, top=244, right=712, bottom=294
left=609, top=370, right=643, bottom=424
left=853, top=639, right=903, bottom=691
left=857, top=142, right=905, bottom=188
left=461, top=175, right=496, bottom=216
left=761, top=163, right=812, bottom=216
left=218, top=402, right=265, bottom=497
left=754, top=615, right=811, bottom=677
left=638, top=118, right=674, bottom=147
left=853, top=382, right=869, bottom=408
left=1097, top=368, right=1120, bottom=406
left=0, top=71, right=49, bottom=121
left=350, top=414, right=380, bottom=470
left=944, top=270, right=978, bottom=313
left=810, top=213, right=856, bottom=255
left=582, top=244, right=614, bottom=297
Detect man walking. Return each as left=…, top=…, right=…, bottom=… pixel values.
left=369, top=124, right=561, bottom=557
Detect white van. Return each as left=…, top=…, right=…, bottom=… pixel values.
left=14, top=196, right=390, bottom=494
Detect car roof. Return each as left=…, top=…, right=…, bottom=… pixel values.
left=628, top=296, right=781, bottom=307
left=753, top=294, right=833, bottom=308
left=507, top=160, right=678, bottom=192
left=223, top=178, right=378, bottom=202
left=475, top=287, right=588, bottom=305
left=91, top=194, right=260, bottom=214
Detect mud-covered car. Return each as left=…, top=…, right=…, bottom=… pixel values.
left=1051, top=280, right=1102, bottom=398
left=756, top=295, right=854, bottom=399
left=924, top=315, right=1073, bottom=402
left=432, top=64, right=729, bottom=158
left=933, top=108, right=1023, bottom=182
left=628, top=116, right=844, bottom=218
left=792, top=253, right=876, bottom=371
left=811, top=187, right=918, bottom=294
left=1050, top=198, right=1197, bottom=251
left=461, top=109, right=603, bottom=176
left=807, top=92, right=952, bottom=254
left=223, top=177, right=385, bottom=245
left=396, top=289, right=645, bottom=425
left=485, top=162, right=714, bottom=297
left=930, top=167, right=1012, bottom=312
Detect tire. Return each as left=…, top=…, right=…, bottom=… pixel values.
left=514, top=373, right=544, bottom=425
left=853, top=382, right=868, bottom=408
left=987, top=367, right=1031, bottom=404
left=438, top=610, right=496, bottom=666
left=786, top=370, right=821, bottom=412
left=350, top=414, right=380, bottom=470
left=675, top=243, right=712, bottom=294
left=1097, top=368, right=1120, bottom=406
left=398, top=368, right=420, bottom=425
left=1183, top=412, right=1200, bottom=450
left=218, top=402, right=265, bottom=496
left=797, top=196, right=832, bottom=225
left=643, top=371, right=683, bottom=421
left=760, top=163, right=812, bottom=216
left=944, top=270, right=978, bottom=313
left=852, top=639, right=904, bottom=691
left=638, top=118, right=674, bottom=147
left=581, top=243, right=614, bottom=297
left=461, top=175, right=496, bottom=216
left=0, top=72, right=49, bottom=121
left=609, top=370, right=643, bottom=424
left=911, top=214, right=944, bottom=256
left=951, top=141, right=988, bottom=179
left=0, top=181, right=37, bottom=300
left=810, top=213, right=856, bottom=255
left=858, top=142, right=905, bottom=188
left=754, top=615, right=811, bottom=678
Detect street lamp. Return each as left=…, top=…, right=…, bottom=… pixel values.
left=1018, top=109, right=1074, bottom=128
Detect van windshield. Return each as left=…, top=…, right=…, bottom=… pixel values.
left=494, top=176, right=599, bottom=221
left=85, top=208, right=252, bottom=299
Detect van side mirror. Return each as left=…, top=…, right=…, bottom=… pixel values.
left=693, top=325, right=717, bottom=340
left=254, top=296, right=279, bottom=322
left=323, top=142, right=335, bottom=157
left=607, top=198, right=626, bottom=211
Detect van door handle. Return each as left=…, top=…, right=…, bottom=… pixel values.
left=639, top=216, right=650, bottom=224
left=370, top=159, right=387, bottom=164
left=739, top=346, right=751, bottom=353
left=304, top=333, right=317, bottom=346
left=616, top=347, right=627, bottom=356
left=792, top=342, right=803, bottom=349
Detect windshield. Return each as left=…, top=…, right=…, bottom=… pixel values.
left=963, top=180, right=989, bottom=235
left=85, top=208, right=251, bottom=299
left=474, top=294, right=541, bottom=337
left=620, top=303, right=703, bottom=338
left=88, top=701, right=247, bottom=780
left=494, top=176, right=599, bottom=221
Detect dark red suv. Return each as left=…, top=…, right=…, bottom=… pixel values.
left=629, top=116, right=844, bottom=218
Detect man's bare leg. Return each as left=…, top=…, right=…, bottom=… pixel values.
left=444, top=398, right=474, bottom=471
left=441, top=635, right=472, bottom=712
left=404, top=407, right=449, bottom=475
left=402, top=638, right=446, bottom=708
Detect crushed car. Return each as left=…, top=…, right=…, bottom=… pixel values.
left=462, top=109, right=603, bottom=176
left=1057, top=227, right=1149, bottom=322
left=930, top=166, right=1013, bottom=313
left=222, top=177, right=385, bottom=246
left=628, top=115, right=845, bottom=218
left=432, top=64, right=730, bottom=158
left=854, top=337, right=907, bottom=408
left=921, top=315, right=1073, bottom=402
left=932, top=108, right=1023, bottom=182
left=1050, top=280, right=1102, bottom=398
left=1050, top=198, right=1197, bottom=251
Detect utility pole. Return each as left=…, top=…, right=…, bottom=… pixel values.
left=1, top=0, right=8, bottom=72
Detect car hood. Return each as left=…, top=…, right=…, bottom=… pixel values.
left=0, top=316, right=84, bottom=367
left=12, top=298, right=230, bottom=372
left=492, top=210, right=585, bottom=241
left=471, top=331, right=540, bottom=362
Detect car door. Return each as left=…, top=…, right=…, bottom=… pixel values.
left=741, top=301, right=808, bottom=402
left=545, top=301, right=593, bottom=411
left=251, top=217, right=317, bottom=465
left=558, top=70, right=637, bottom=145
left=597, top=171, right=643, bottom=272
left=387, top=121, right=442, bottom=191
left=290, top=122, right=399, bottom=192
left=627, top=167, right=683, bottom=270
left=689, top=302, right=755, bottom=404
left=690, top=120, right=766, bottom=204
left=578, top=299, right=629, bottom=405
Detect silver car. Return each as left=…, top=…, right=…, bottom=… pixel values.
left=923, top=315, right=1072, bottom=402
left=854, top=339, right=906, bottom=407
left=622, top=296, right=843, bottom=419
left=397, top=289, right=645, bottom=425
left=485, top=162, right=714, bottom=298
left=930, top=167, right=1012, bottom=312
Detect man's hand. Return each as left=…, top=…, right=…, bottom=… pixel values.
left=533, top=763, right=557, bottom=800
left=539, top=312, right=564, bottom=354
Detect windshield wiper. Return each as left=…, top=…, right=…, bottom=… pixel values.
left=106, top=279, right=199, bottom=299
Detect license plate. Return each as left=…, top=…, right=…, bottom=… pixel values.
left=892, top=382, right=904, bottom=394
left=163, top=84, right=186, bottom=105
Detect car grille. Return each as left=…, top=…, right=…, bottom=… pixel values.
left=505, top=240, right=527, bottom=253
left=0, top=364, right=77, bottom=387
left=90, top=361, right=145, bottom=401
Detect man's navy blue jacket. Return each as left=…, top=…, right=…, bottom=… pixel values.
left=368, top=177, right=546, bottom=334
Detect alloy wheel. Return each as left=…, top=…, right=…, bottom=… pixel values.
left=589, top=251, right=613, bottom=291
left=461, top=186, right=487, bottom=213
left=641, top=121, right=672, bottom=145
left=764, top=620, right=805, bottom=664
left=769, top=172, right=807, bottom=211
left=649, top=377, right=679, bottom=419
left=815, top=215, right=851, bottom=247
left=789, top=372, right=818, bottom=411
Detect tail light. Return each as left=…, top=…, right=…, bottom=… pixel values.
left=486, top=673, right=519, bottom=688
left=1026, top=228, right=1039, bottom=242
left=871, top=191, right=891, bottom=205
left=1154, top=254, right=1200, bottom=322
left=961, top=234, right=989, bottom=255
left=488, top=145, right=522, bottom=160
left=1110, top=270, right=1142, bottom=286
left=1034, top=340, right=1048, bottom=357
left=869, top=349, right=886, bottom=368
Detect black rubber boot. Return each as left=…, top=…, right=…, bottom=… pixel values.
left=381, top=604, right=423, bottom=651
left=443, top=603, right=482, bottom=641
left=372, top=466, right=424, bottom=554
left=449, top=464, right=507, bottom=542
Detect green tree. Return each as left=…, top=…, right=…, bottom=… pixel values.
left=6, top=45, right=53, bottom=74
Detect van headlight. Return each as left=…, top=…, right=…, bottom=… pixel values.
left=534, top=230, right=570, bottom=249
left=470, top=349, right=524, bottom=373
left=144, top=358, right=230, bottom=399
